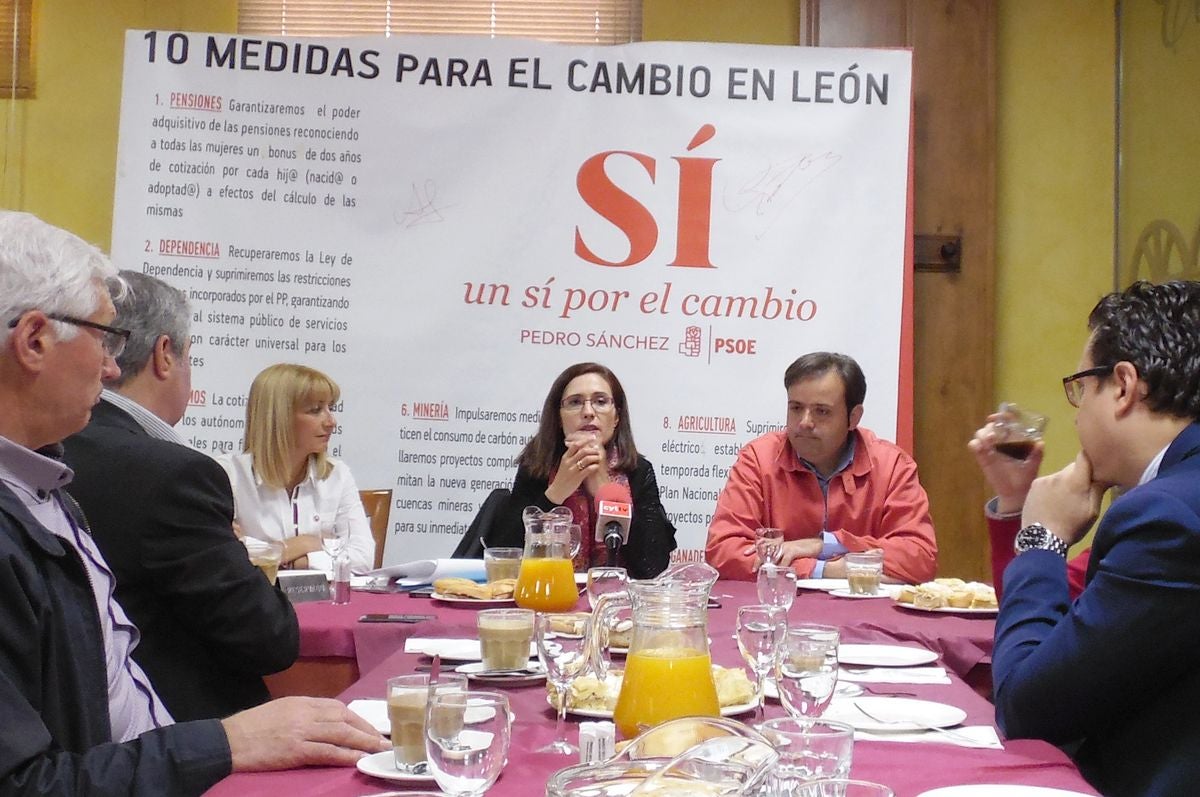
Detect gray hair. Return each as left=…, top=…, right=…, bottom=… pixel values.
left=108, top=270, right=191, bottom=387
left=0, top=211, right=122, bottom=347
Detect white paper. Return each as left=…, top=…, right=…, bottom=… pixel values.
left=367, top=557, right=485, bottom=586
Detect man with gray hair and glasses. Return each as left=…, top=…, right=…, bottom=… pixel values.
left=63, top=270, right=300, bottom=722
left=0, top=211, right=385, bottom=794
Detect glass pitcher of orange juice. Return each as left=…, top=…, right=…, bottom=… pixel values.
left=590, top=562, right=721, bottom=738
left=514, top=506, right=579, bottom=612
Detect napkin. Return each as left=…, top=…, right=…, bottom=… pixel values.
left=839, top=666, right=951, bottom=684
left=854, top=724, right=1003, bottom=749
left=404, top=637, right=484, bottom=660
left=348, top=699, right=390, bottom=734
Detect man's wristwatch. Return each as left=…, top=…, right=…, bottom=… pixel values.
left=1013, top=523, right=1069, bottom=558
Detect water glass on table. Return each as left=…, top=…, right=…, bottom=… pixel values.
left=484, top=547, right=522, bottom=583
left=757, top=562, right=797, bottom=613
left=794, top=779, right=894, bottom=797
left=735, top=604, right=786, bottom=723
left=844, top=549, right=884, bottom=596
left=425, top=690, right=512, bottom=796
left=775, top=623, right=840, bottom=726
left=535, top=611, right=593, bottom=754
left=477, top=608, right=535, bottom=672
left=758, top=718, right=854, bottom=795
left=755, top=526, right=784, bottom=566
left=387, top=673, right=468, bottom=774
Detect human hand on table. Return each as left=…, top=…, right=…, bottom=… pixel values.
left=745, top=537, right=822, bottom=572
left=221, top=695, right=389, bottom=771
left=968, top=413, right=1044, bottom=514
left=1021, top=451, right=1106, bottom=545
left=283, top=533, right=323, bottom=566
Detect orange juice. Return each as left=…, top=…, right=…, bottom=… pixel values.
left=613, top=647, right=720, bottom=738
left=514, top=557, right=578, bottom=612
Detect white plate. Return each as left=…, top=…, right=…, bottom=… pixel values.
left=829, top=588, right=894, bottom=600
left=454, top=660, right=546, bottom=684
left=917, top=787, right=1095, bottom=797
left=558, top=698, right=757, bottom=719
left=355, top=751, right=435, bottom=783
left=430, top=592, right=516, bottom=606
left=895, top=601, right=998, bottom=616
left=825, top=697, right=967, bottom=732
left=763, top=678, right=862, bottom=700
left=795, top=578, right=849, bottom=592
left=838, top=644, right=938, bottom=667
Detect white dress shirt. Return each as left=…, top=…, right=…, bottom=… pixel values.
left=218, top=451, right=375, bottom=574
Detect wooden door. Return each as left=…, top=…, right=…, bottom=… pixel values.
left=801, top=0, right=996, bottom=581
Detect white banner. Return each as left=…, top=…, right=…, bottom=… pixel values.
left=112, top=31, right=912, bottom=564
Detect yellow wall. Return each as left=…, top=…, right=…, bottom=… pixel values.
left=2, top=1, right=1118, bottom=485
left=0, top=0, right=236, bottom=247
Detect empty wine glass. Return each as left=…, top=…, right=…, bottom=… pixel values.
left=425, top=690, right=512, bottom=796
left=736, top=604, right=785, bottom=723
left=757, top=562, right=797, bottom=613
left=535, top=611, right=592, bottom=754
left=319, top=515, right=349, bottom=559
left=775, top=624, right=840, bottom=726
left=586, top=566, right=628, bottom=611
left=755, top=527, right=784, bottom=566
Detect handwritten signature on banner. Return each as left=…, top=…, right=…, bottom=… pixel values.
left=396, top=179, right=453, bottom=228
left=726, top=151, right=842, bottom=241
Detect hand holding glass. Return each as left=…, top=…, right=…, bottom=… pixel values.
left=775, top=624, right=840, bottom=726
left=535, top=611, right=592, bottom=754
left=993, top=402, right=1047, bottom=461
left=735, top=604, right=785, bottom=723
left=425, top=690, right=512, bottom=796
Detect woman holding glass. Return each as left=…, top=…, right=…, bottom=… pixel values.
left=219, top=363, right=375, bottom=573
left=488, top=362, right=677, bottom=578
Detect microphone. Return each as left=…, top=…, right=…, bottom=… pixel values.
left=594, top=483, right=632, bottom=566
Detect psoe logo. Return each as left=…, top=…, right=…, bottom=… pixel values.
left=679, top=325, right=702, bottom=357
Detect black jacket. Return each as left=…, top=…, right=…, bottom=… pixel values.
left=0, top=481, right=230, bottom=795
left=62, top=401, right=299, bottom=721
left=488, top=455, right=677, bottom=579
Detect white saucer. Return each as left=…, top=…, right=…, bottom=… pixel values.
left=356, top=750, right=435, bottom=782
left=454, top=660, right=546, bottom=684
left=824, top=696, right=967, bottom=732
left=829, top=588, right=894, bottom=600
left=917, top=787, right=1095, bottom=797
left=838, top=643, right=938, bottom=667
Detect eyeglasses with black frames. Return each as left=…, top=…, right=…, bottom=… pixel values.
left=7, top=312, right=131, bottom=359
left=1061, top=365, right=1114, bottom=408
left=560, top=393, right=615, bottom=414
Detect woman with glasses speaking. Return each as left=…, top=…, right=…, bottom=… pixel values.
left=487, top=362, right=677, bottom=578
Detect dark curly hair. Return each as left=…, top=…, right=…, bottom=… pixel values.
left=1087, top=280, right=1200, bottom=420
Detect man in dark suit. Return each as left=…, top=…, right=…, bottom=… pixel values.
left=989, top=280, right=1200, bottom=797
left=63, top=270, right=300, bottom=721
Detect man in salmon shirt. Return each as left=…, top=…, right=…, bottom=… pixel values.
left=705, top=352, right=937, bottom=582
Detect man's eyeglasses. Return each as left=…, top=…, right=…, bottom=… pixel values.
left=1062, top=365, right=1114, bottom=407
left=560, top=393, right=615, bottom=413
left=6, top=312, right=131, bottom=359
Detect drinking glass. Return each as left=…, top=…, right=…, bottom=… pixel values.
left=388, top=673, right=468, bottom=774
left=794, top=779, right=893, bottom=797
left=484, top=547, right=523, bottom=583
left=425, top=690, right=512, bottom=796
left=535, top=611, right=592, bottom=754
left=586, top=566, right=628, bottom=611
left=735, top=604, right=785, bottom=723
left=759, top=718, right=854, bottom=794
left=319, top=516, right=349, bottom=558
left=844, top=550, right=884, bottom=596
left=568, top=523, right=583, bottom=560
left=757, top=562, right=797, bottom=613
left=755, top=527, right=784, bottom=566
left=993, top=401, right=1047, bottom=461
left=775, top=624, right=840, bottom=726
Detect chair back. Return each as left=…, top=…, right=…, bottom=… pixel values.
left=359, top=489, right=393, bottom=569
left=453, top=488, right=510, bottom=559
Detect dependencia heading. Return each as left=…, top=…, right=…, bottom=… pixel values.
left=143, top=32, right=894, bottom=106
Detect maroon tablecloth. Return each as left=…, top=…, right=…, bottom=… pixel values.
left=208, top=581, right=1097, bottom=797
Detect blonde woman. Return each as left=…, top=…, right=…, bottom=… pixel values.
left=219, top=363, right=375, bottom=573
